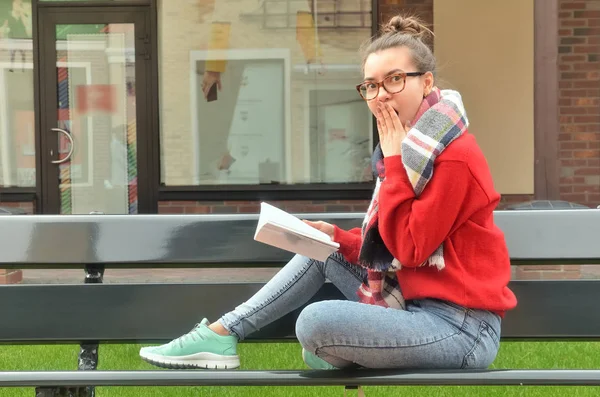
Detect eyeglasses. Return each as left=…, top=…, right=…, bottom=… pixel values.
left=356, top=72, right=425, bottom=101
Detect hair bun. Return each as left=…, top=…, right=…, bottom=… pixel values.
left=382, top=15, right=432, bottom=41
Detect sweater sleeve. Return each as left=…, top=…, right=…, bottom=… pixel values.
left=378, top=155, right=473, bottom=268
left=332, top=226, right=362, bottom=264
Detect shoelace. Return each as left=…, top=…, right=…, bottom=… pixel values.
left=167, top=323, right=205, bottom=349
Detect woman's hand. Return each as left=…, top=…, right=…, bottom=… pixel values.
left=302, top=220, right=335, bottom=240
left=375, top=102, right=411, bottom=158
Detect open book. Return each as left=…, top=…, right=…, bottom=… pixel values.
left=254, top=202, right=340, bottom=262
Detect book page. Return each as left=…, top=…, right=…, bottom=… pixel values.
left=257, top=222, right=338, bottom=261
left=257, top=202, right=333, bottom=243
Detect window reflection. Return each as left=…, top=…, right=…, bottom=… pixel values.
left=159, top=0, right=374, bottom=186
left=0, top=0, right=34, bottom=187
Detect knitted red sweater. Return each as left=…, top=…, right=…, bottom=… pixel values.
left=333, top=133, right=517, bottom=316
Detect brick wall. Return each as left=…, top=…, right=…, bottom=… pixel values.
left=158, top=194, right=533, bottom=215
left=558, top=0, right=600, bottom=208
left=0, top=201, right=34, bottom=214
left=158, top=199, right=371, bottom=214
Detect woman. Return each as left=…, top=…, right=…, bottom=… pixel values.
left=140, top=14, right=517, bottom=370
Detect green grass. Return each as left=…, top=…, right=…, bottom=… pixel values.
left=0, top=342, right=598, bottom=396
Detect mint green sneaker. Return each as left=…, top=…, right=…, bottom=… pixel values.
left=302, top=348, right=337, bottom=370
left=139, top=319, right=240, bottom=369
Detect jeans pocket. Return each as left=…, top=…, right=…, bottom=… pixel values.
left=483, top=320, right=500, bottom=347
left=461, top=321, right=500, bottom=369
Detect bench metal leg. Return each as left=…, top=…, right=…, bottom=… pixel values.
left=77, top=264, right=105, bottom=397
left=34, top=266, right=105, bottom=397
left=344, top=385, right=365, bottom=397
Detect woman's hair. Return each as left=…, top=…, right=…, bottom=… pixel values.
left=361, top=15, right=436, bottom=78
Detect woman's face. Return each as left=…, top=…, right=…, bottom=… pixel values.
left=362, top=46, right=433, bottom=125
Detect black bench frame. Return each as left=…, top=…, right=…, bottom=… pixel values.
left=1, top=209, right=600, bottom=396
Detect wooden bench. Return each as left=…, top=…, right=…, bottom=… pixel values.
left=1, top=209, right=600, bottom=396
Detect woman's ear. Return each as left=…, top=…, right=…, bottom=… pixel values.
left=423, top=71, right=434, bottom=96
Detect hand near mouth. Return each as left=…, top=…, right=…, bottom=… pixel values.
left=375, top=102, right=411, bottom=158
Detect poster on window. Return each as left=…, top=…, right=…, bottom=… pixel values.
left=14, top=110, right=35, bottom=186
left=321, top=101, right=371, bottom=183
left=194, top=55, right=286, bottom=185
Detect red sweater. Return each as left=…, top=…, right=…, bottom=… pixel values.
left=333, top=133, right=517, bottom=316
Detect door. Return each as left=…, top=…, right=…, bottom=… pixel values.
left=37, top=6, right=153, bottom=214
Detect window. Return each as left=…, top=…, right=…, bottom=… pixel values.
left=158, top=0, right=374, bottom=188
left=0, top=0, right=34, bottom=188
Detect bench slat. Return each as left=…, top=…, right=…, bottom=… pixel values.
left=0, top=280, right=597, bottom=342
left=0, top=210, right=599, bottom=266
left=1, top=369, right=600, bottom=387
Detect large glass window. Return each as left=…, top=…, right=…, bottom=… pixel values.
left=158, top=0, right=374, bottom=186
left=0, top=0, right=34, bottom=188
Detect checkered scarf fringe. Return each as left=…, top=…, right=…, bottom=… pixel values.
left=356, top=88, right=469, bottom=309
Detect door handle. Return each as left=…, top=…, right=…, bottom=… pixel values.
left=50, top=128, right=74, bottom=164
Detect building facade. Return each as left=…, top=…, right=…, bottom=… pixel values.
left=0, top=0, right=598, bottom=282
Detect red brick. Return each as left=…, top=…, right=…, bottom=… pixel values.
left=574, top=167, right=600, bottom=175
left=562, top=19, right=587, bottom=27
left=184, top=206, right=210, bottom=214
left=0, top=270, right=23, bottom=285
left=560, top=28, right=573, bottom=37
left=561, top=106, right=588, bottom=114
left=521, top=265, right=564, bottom=271
left=561, top=71, right=589, bottom=79
left=574, top=132, right=600, bottom=140
left=560, top=193, right=587, bottom=202
left=560, top=185, right=574, bottom=193
left=514, top=268, right=542, bottom=280
left=574, top=115, right=600, bottom=123
left=574, top=185, right=600, bottom=192
left=575, top=63, right=600, bottom=73
left=158, top=206, right=184, bottom=214
left=574, top=10, right=600, bottom=18
left=561, top=88, right=589, bottom=97
left=561, top=2, right=586, bottom=10
left=211, top=206, right=239, bottom=214
left=561, top=159, right=587, bottom=167
left=559, top=80, right=572, bottom=89
left=573, top=81, right=600, bottom=90
left=587, top=194, right=600, bottom=203
left=541, top=271, right=582, bottom=280
left=573, top=149, right=600, bottom=158
left=561, top=141, right=588, bottom=149
left=588, top=159, right=600, bottom=166
left=588, top=71, right=600, bottom=79
left=574, top=45, right=600, bottom=53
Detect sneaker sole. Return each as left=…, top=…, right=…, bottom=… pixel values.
left=140, top=350, right=240, bottom=370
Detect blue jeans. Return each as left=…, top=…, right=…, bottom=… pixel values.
left=219, top=253, right=501, bottom=369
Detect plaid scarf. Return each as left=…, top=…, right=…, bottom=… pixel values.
left=356, top=88, right=469, bottom=309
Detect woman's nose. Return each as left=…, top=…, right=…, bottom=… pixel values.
left=376, top=87, right=392, bottom=101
